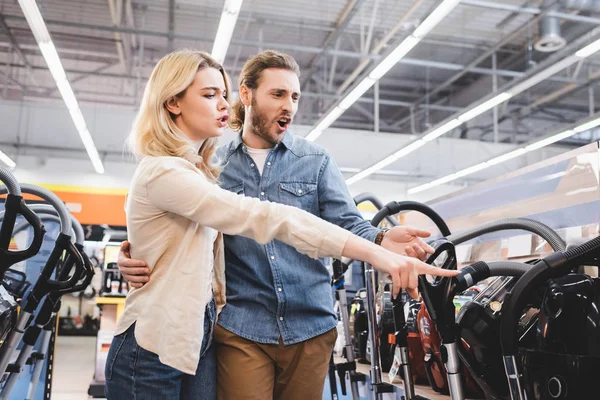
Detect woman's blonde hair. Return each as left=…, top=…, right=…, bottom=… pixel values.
left=129, top=49, right=229, bottom=182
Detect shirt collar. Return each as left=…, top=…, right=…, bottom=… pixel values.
left=233, top=130, right=294, bottom=152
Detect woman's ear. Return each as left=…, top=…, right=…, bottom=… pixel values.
left=165, top=96, right=181, bottom=116
left=240, top=84, right=252, bottom=107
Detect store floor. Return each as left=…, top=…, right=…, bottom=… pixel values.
left=51, top=335, right=441, bottom=399
left=53, top=335, right=97, bottom=400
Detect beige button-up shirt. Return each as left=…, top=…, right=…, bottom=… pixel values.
left=115, top=156, right=351, bottom=374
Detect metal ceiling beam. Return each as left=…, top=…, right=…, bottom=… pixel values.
left=301, top=0, right=367, bottom=88
left=107, top=0, right=130, bottom=70
left=391, top=0, right=562, bottom=131
left=46, top=62, right=121, bottom=96
left=0, top=14, right=37, bottom=85
left=125, top=0, right=138, bottom=49
left=335, top=0, right=427, bottom=95
left=1, top=15, right=371, bottom=59
left=167, top=0, right=175, bottom=52
left=462, top=0, right=600, bottom=25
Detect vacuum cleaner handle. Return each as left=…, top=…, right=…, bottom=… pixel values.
left=33, top=243, right=94, bottom=329
left=0, top=195, right=46, bottom=273
left=353, top=192, right=398, bottom=227
left=371, top=201, right=450, bottom=235
left=46, top=239, right=87, bottom=292
left=418, top=239, right=458, bottom=342
left=21, top=233, right=85, bottom=314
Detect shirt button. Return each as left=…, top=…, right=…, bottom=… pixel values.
left=261, top=192, right=265, bottom=196
left=280, top=317, right=284, bottom=321
left=278, top=288, right=282, bottom=292
left=298, top=189, right=303, bottom=194
left=251, top=163, right=255, bottom=167
left=271, top=256, right=275, bottom=260
left=267, top=162, right=271, bottom=166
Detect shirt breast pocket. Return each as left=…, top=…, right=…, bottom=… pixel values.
left=279, top=181, right=318, bottom=211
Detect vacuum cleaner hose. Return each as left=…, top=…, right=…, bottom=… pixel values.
left=454, top=261, right=532, bottom=293
left=448, top=218, right=565, bottom=252
left=372, top=201, right=450, bottom=236
left=0, top=184, right=72, bottom=236
left=0, top=166, right=20, bottom=196
left=25, top=205, right=85, bottom=245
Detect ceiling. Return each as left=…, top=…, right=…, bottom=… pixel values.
left=0, top=0, right=599, bottom=180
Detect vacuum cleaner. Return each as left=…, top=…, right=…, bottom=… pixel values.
left=367, top=200, right=453, bottom=400
left=501, top=235, right=600, bottom=400
left=419, top=217, right=566, bottom=399
left=0, top=183, right=88, bottom=379
left=0, top=168, right=45, bottom=349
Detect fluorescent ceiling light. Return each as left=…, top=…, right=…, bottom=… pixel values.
left=452, top=162, right=490, bottom=178
left=576, top=38, right=600, bottom=58
left=18, top=0, right=104, bottom=174
left=38, top=42, right=66, bottom=82
left=409, top=161, right=490, bottom=195
left=458, top=92, right=512, bottom=123
left=408, top=149, right=528, bottom=194
left=369, top=36, right=420, bottom=80
left=211, top=0, right=244, bottom=64
left=508, top=56, right=579, bottom=96
left=412, top=0, right=462, bottom=38
left=18, top=0, right=51, bottom=43
left=308, top=0, right=462, bottom=142
left=487, top=148, right=528, bottom=166
left=408, top=112, right=600, bottom=195
left=525, top=130, right=575, bottom=151
left=346, top=140, right=425, bottom=185
left=574, top=117, right=600, bottom=133
left=0, top=150, right=16, bottom=168
left=408, top=173, right=457, bottom=194
left=339, top=78, right=375, bottom=110
left=346, top=27, right=600, bottom=185
left=305, top=107, right=346, bottom=142
left=56, top=79, right=79, bottom=112
left=422, top=119, right=461, bottom=142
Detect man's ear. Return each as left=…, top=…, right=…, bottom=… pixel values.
left=165, top=96, right=181, bottom=116
left=240, top=84, right=252, bottom=107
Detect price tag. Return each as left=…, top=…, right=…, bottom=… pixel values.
left=388, top=346, right=401, bottom=383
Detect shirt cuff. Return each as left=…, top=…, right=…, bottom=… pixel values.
left=319, top=227, right=352, bottom=259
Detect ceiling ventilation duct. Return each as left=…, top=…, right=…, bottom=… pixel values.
left=535, top=0, right=600, bottom=52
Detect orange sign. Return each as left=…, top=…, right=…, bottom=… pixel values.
left=19, top=184, right=127, bottom=226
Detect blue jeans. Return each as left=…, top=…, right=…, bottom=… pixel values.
left=105, top=298, right=217, bottom=400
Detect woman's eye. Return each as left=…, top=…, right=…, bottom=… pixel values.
left=205, top=94, right=215, bottom=99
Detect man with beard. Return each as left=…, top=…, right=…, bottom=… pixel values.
left=118, top=50, right=434, bottom=399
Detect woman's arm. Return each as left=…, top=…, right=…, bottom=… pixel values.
left=144, top=158, right=457, bottom=296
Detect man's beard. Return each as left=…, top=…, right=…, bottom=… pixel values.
left=248, top=97, right=284, bottom=146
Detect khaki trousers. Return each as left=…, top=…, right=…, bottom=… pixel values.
left=214, top=325, right=338, bottom=400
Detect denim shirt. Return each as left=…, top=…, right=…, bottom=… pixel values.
left=215, top=131, right=380, bottom=345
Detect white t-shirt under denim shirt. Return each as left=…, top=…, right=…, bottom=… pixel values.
left=246, top=146, right=272, bottom=176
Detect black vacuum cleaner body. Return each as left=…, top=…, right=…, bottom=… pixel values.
left=520, top=273, right=600, bottom=399
left=0, top=286, right=17, bottom=345
left=456, top=276, right=539, bottom=400
left=349, top=288, right=369, bottom=363
left=459, top=270, right=600, bottom=400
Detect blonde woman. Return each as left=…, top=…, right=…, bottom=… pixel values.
left=104, top=49, right=456, bottom=400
